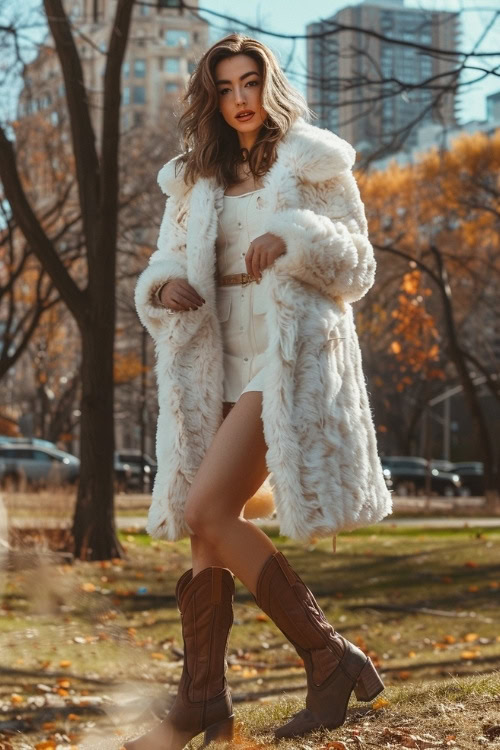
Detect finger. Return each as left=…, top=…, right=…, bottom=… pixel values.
left=166, top=295, right=185, bottom=311
left=178, top=281, right=205, bottom=305
left=172, top=284, right=203, bottom=305
left=171, top=290, right=201, bottom=310
left=259, top=250, right=268, bottom=275
left=252, top=249, right=261, bottom=280
left=245, top=245, right=254, bottom=276
left=183, top=287, right=205, bottom=306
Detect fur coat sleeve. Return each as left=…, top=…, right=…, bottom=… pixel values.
left=133, top=157, right=190, bottom=340
left=265, top=167, right=376, bottom=305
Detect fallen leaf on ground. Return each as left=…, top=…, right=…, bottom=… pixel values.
left=460, top=649, right=480, bottom=659
left=372, top=696, right=390, bottom=709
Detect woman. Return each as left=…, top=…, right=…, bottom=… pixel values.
left=128, top=32, right=392, bottom=750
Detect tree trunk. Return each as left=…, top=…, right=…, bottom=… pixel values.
left=429, top=244, right=496, bottom=492
left=72, top=319, right=123, bottom=560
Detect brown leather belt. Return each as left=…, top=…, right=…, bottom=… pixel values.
left=218, top=272, right=260, bottom=286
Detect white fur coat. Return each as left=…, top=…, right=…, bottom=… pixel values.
left=134, top=116, right=393, bottom=543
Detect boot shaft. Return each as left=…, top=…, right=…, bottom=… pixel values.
left=178, top=566, right=235, bottom=703
left=254, top=551, right=344, bottom=686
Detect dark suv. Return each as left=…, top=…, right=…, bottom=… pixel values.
left=380, top=456, right=461, bottom=497
left=452, top=462, right=484, bottom=496
left=114, top=450, right=157, bottom=492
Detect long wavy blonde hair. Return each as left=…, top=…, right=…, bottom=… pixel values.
left=176, top=33, right=314, bottom=189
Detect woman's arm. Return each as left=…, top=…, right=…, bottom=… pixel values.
left=134, top=191, right=189, bottom=338
left=265, top=168, right=376, bottom=305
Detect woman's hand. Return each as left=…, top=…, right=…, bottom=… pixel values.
left=159, top=278, right=205, bottom=311
left=245, top=232, right=287, bottom=280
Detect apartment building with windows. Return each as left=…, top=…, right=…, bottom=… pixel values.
left=18, top=0, right=209, bottom=136
left=307, top=0, right=460, bottom=154
left=14, top=1, right=210, bottom=452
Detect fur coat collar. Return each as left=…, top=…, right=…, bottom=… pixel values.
left=134, top=116, right=393, bottom=544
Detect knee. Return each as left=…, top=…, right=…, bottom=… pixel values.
left=184, top=496, right=222, bottom=543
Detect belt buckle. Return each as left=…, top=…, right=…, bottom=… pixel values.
left=241, top=273, right=252, bottom=287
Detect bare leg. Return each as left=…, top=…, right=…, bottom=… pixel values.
left=190, top=534, right=227, bottom=572
left=189, top=403, right=243, bottom=575
left=185, top=391, right=278, bottom=596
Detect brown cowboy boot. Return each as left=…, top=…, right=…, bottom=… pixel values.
left=124, top=566, right=235, bottom=749
left=253, top=550, right=384, bottom=738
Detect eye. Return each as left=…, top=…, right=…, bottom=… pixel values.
left=219, top=88, right=229, bottom=95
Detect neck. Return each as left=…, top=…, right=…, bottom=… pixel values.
left=238, top=130, right=258, bottom=152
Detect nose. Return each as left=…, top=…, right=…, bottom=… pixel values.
left=234, top=86, right=246, bottom=105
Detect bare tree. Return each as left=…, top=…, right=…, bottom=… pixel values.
left=0, top=0, right=135, bottom=559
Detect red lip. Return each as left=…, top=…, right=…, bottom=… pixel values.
left=236, top=111, right=254, bottom=119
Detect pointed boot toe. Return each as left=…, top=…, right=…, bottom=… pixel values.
left=254, top=551, right=385, bottom=737
left=273, top=709, right=319, bottom=739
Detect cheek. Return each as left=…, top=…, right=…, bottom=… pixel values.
left=219, top=99, right=230, bottom=116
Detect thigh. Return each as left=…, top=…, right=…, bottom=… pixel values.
left=184, top=391, right=269, bottom=524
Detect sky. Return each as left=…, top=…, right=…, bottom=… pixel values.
left=196, top=0, right=500, bottom=124
left=2, top=0, right=499, bottom=124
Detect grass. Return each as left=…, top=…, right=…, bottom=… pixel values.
left=0, top=525, right=499, bottom=748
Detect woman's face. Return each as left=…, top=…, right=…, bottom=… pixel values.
left=215, top=54, right=267, bottom=138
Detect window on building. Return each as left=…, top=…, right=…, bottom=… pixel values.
left=50, top=111, right=59, bottom=126
left=123, top=86, right=130, bottom=105
left=165, top=29, right=190, bottom=47
left=158, top=0, right=182, bottom=8
left=420, top=55, right=433, bottom=78
left=380, top=12, right=393, bottom=30
left=140, top=4, right=150, bottom=14
left=133, top=85, right=146, bottom=104
left=123, top=61, right=130, bottom=77
left=134, top=111, right=144, bottom=127
left=164, top=57, right=180, bottom=73
left=134, top=59, right=146, bottom=77
left=188, top=59, right=196, bottom=73
left=166, top=82, right=179, bottom=92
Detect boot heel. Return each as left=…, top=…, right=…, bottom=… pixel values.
left=354, top=657, right=385, bottom=701
left=203, top=714, right=234, bottom=745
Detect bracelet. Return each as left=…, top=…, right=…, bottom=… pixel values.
left=155, top=282, right=176, bottom=314
left=155, top=282, right=167, bottom=305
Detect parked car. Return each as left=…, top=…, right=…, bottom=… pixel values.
left=452, top=461, right=484, bottom=496
left=381, top=464, right=393, bottom=491
left=114, top=450, right=157, bottom=492
left=0, top=443, right=80, bottom=490
left=0, top=436, right=59, bottom=449
left=380, top=456, right=461, bottom=497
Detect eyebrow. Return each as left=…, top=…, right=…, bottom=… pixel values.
left=215, top=71, right=260, bottom=85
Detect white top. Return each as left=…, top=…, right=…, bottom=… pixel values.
left=215, top=189, right=269, bottom=402
left=216, top=188, right=266, bottom=276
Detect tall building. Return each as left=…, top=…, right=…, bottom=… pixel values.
left=307, top=0, right=460, bottom=154
left=486, top=90, right=500, bottom=125
left=13, top=1, right=210, bottom=453
left=18, top=0, right=209, bottom=137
